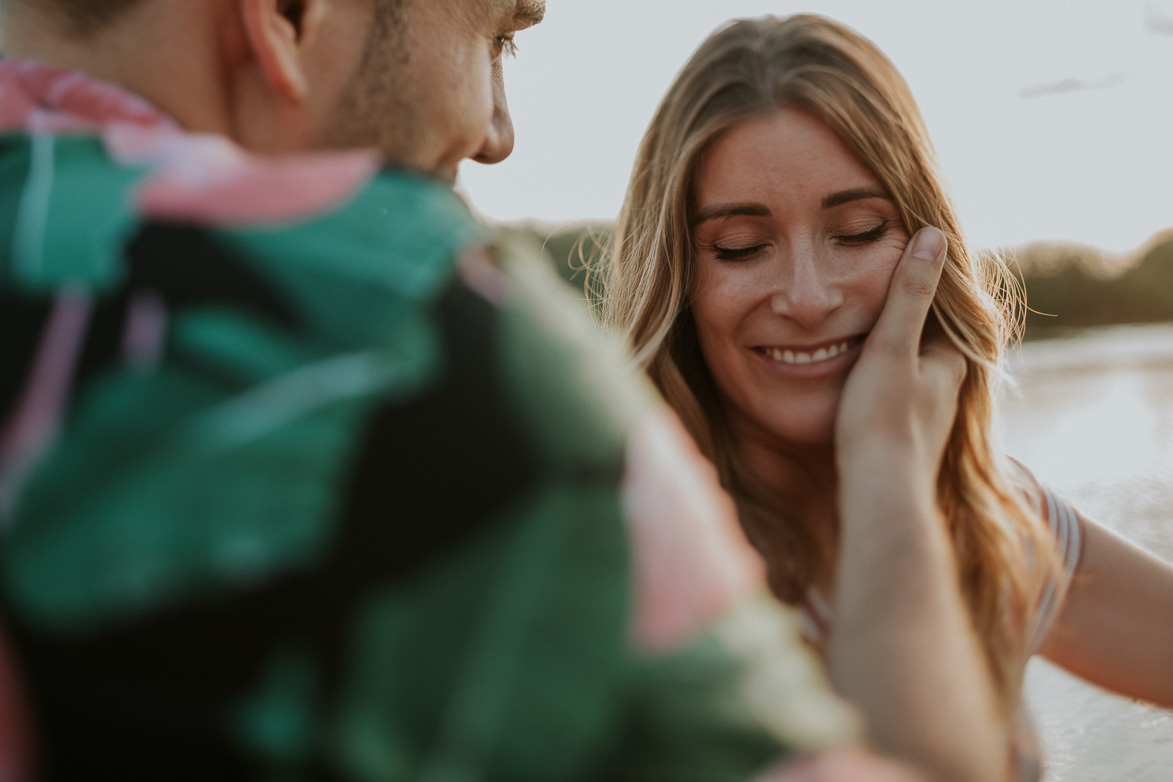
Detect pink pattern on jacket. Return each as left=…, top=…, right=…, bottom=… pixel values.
left=0, top=59, right=380, bottom=225
left=623, top=409, right=766, bottom=653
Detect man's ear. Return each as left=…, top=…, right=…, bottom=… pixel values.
left=238, top=0, right=327, bottom=102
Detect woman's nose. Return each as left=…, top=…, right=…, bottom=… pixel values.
left=768, top=246, right=843, bottom=326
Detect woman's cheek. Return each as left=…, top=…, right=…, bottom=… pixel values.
left=854, top=247, right=905, bottom=302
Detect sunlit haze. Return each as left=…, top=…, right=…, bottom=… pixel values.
left=460, top=0, right=1173, bottom=255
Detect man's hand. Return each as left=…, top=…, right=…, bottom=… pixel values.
left=835, top=226, right=966, bottom=487
left=828, top=227, right=1008, bottom=782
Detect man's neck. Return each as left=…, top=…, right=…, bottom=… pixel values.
left=0, top=3, right=233, bottom=136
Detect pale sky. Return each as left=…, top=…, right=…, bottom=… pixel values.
left=460, top=0, right=1173, bottom=255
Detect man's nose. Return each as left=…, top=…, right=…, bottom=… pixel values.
left=473, top=66, right=515, bottom=165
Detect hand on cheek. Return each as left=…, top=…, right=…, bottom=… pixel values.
left=834, top=227, right=966, bottom=488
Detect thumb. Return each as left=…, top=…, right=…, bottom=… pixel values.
left=867, top=227, right=947, bottom=358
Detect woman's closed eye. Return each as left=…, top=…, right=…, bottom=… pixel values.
left=833, top=220, right=889, bottom=247
left=707, top=243, right=769, bottom=262
left=700, top=219, right=893, bottom=260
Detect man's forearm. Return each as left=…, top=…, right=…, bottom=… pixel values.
left=831, top=463, right=1008, bottom=782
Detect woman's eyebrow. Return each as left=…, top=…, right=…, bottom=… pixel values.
left=692, top=202, right=771, bottom=226
left=821, top=187, right=890, bottom=209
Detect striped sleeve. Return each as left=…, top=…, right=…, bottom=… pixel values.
left=1013, top=462, right=1086, bottom=654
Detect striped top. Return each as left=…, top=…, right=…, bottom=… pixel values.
left=1020, top=466, right=1086, bottom=654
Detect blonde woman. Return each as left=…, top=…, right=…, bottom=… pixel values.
left=597, top=14, right=1173, bottom=782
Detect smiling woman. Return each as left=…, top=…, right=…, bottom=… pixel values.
left=594, top=18, right=1053, bottom=702
left=593, top=13, right=1173, bottom=782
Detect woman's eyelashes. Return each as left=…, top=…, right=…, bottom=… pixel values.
left=702, top=221, right=892, bottom=261
left=832, top=220, right=890, bottom=246
left=712, top=243, right=768, bottom=261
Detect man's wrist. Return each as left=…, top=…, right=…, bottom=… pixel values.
left=838, top=444, right=933, bottom=493
left=837, top=464, right=943, bottom=536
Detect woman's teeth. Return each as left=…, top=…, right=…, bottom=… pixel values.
left=761, top=340, right=852, bottom=365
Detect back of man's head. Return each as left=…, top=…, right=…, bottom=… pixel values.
left=1, top=0, right=142, bottom=37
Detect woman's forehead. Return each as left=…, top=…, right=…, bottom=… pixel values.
left=693, top=109, right=886, bottom=213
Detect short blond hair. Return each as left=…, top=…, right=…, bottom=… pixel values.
left=1, top=0, right=144, bottom=37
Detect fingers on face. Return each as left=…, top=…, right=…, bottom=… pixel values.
left=870, top=227, right=948, bottom=357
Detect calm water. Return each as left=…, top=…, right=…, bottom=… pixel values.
left=997, top=324, right=1173, bottom=781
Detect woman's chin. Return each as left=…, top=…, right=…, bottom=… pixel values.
left=777, top=420, right=837, bottom=448
left=770, top=398, right=842, bottom=448
left=748, top=410, right=838, bottom=451
left=725, top=390, right=842, bottom=452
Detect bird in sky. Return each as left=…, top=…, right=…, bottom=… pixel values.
left=1018, top=73, right=1128, bottom=99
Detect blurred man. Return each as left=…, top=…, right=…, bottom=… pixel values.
left=0, top=1, right=872, bottom=779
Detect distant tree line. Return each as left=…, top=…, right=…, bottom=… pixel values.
left=1011, top=233, right=1173, bottom=338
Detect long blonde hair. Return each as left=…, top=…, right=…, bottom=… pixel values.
left=593, top=14, right=1055, bottom=716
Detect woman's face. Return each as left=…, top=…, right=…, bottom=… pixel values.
left=690, top=108, right=910, bottom=448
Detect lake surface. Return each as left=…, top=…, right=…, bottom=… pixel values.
left=997, top=324, right=1173, bottom=781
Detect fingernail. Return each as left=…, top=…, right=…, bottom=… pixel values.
left=911, top=227, right=946, bottom=261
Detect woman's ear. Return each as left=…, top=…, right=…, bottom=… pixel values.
left=237, top=0, right=327, bottom=103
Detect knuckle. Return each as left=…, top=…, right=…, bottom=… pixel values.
left=899, top=271, right=938, bottom=299
left=876, top=333, right=915, bottom=357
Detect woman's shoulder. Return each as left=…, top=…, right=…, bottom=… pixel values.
left=1005, top=457, right=1088, bottom=654
left=1005, top=457, right=1085, bottom=573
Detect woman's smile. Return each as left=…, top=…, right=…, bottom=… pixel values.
left=753, top=334, right=866, bottom=373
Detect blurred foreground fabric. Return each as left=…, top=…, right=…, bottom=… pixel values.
left=0, top=60, right=854, bottom=780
